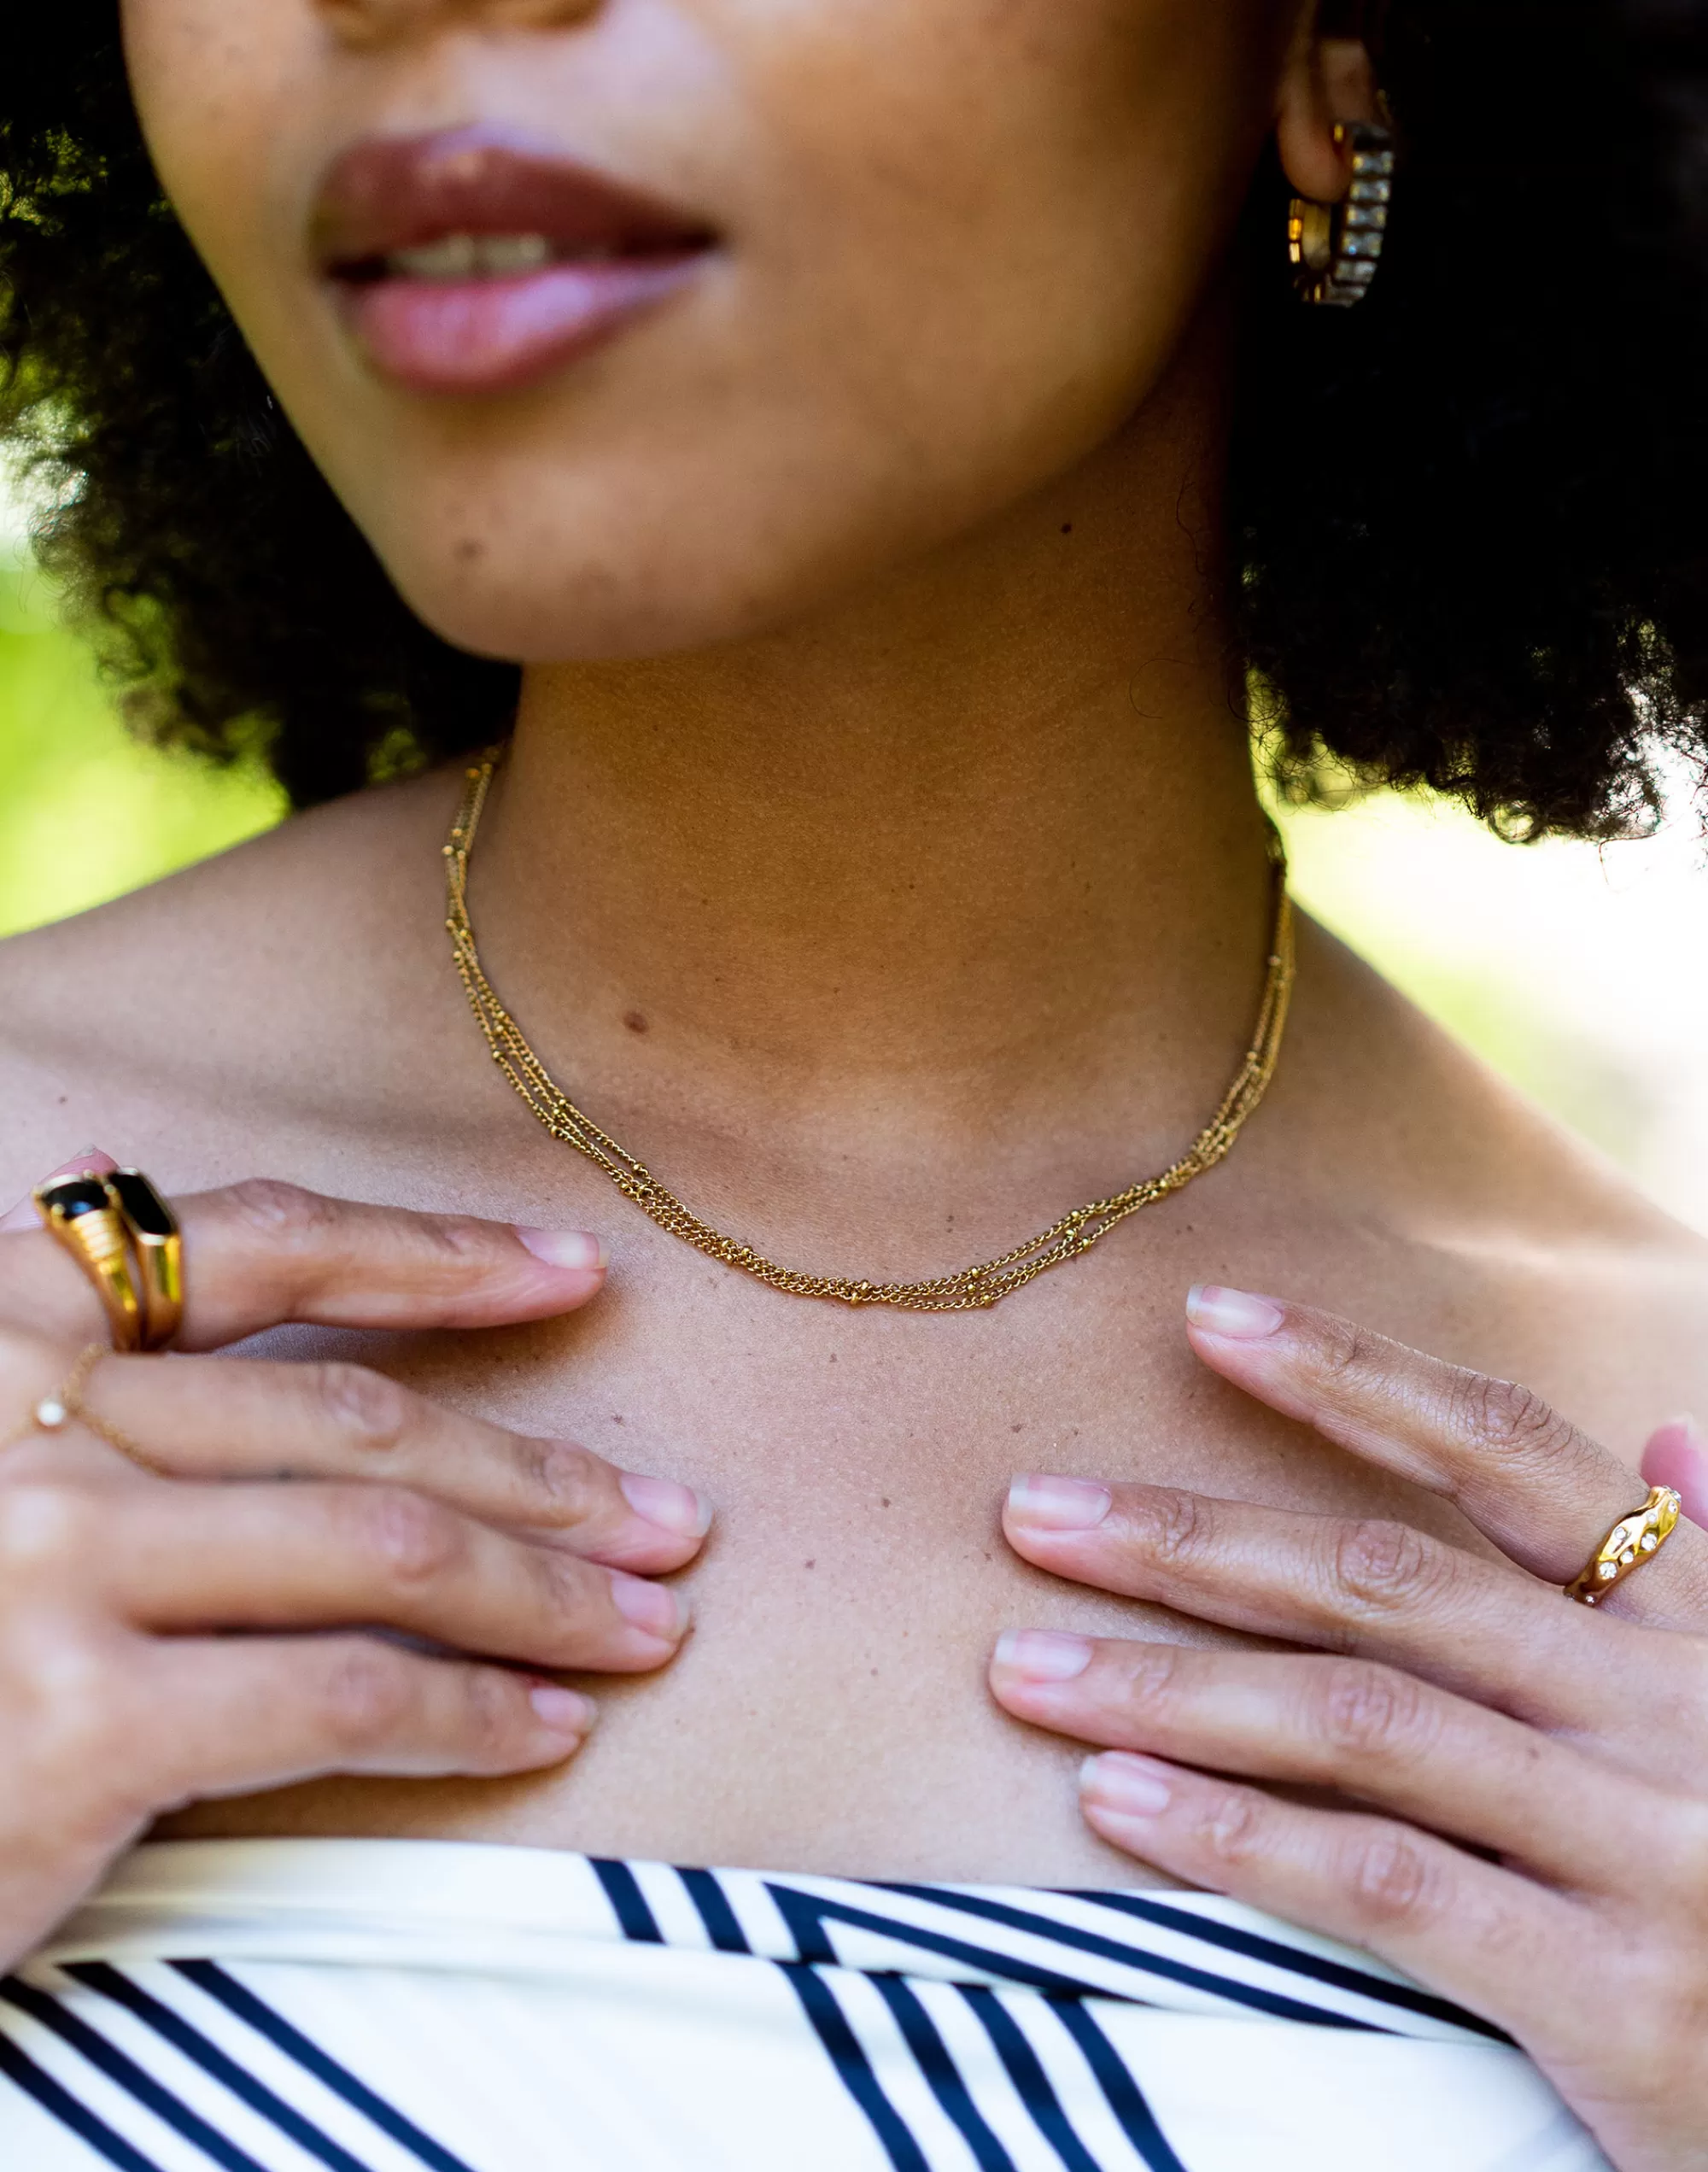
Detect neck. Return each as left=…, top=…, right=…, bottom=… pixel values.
left=467, top=344, right=1278, bottom=1231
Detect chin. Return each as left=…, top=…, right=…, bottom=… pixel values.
left=384, top=545, right=794, bottom=665
left=366, top=477, right=943, bottom=666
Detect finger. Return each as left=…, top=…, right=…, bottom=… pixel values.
left=1076, top=1751, right=1583, bottom=2040
left=1641, top=1417, right=1708, bottom=1531
left=139, top=1636, right=596, bottom=1802
left=91, top=1480, right=692, bottom=1672
left=1002, top=1477, right=1678, bottom=1736
left=1184, top=1286, right=1708, bottom=1625
left=0, top=1178, right=607, bottom=1351
left=78, top=1351, right=711, bottom=1574
left=991, top=1632, right=1659, bottom=1882
left=0, top=1149, right=119, bottom=1234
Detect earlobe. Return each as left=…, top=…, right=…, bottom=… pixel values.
left=1276, top=34, right=1382, bottom=206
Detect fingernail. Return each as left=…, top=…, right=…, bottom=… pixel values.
left=516, top=1228, right=605, bottom=1271
left=1186, top=1285, right=1285, bottom=1339
left=1641, top=1415, right=1708, bottom=1528
left=620, top=1471, right=714, bottom=1539
left=2, top=1150, right=116, bottom=1234
left=1007, top=1474, right=1112, bottom=1531
left=993, top=1629, right=1094, bottom=1682
left=1080, top=1753, right=1173, bottom=1818
left=529, top=1684, right=596, bottom=1736
left=611, top=1573, right=690, bottom=1642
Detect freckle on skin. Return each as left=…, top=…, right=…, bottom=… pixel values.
left=623, top=1011, right=649, bottom=1034
left=453, top=538, right=483, bottom=563
left=804, top=1559, right=816, bottom=1570
left=1011, top=1423, right=1023, bottom=1433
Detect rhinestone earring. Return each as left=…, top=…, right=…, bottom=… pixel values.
left=1288, top=120, right=1395, bottom=307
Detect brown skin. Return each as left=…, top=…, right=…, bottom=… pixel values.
left=0, top=3, right=1706, bottom=2152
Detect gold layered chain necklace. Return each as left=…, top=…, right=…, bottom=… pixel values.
left=445, top=751, right=1296, bottom=1312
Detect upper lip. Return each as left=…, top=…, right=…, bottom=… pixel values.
left=312, top=126, right=717, bottom=277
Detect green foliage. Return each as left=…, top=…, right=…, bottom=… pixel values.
left=0, top=550, right=280, bottom=937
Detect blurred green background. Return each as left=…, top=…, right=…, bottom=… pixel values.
left=0, top=531, right=283, bottom=925
left=4, top=525, right=1705, bottom=1232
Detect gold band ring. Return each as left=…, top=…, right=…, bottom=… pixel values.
left=32, top=1168, right=184, bottom=1353
left=1565, top=1485, right=1682, bottom=1606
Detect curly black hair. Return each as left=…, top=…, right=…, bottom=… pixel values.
left=3, top=1, right=1706, bottom=830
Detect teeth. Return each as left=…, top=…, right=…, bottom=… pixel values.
left=479, top=233, right=555, bottom=276
left=385, top=232, right=557, bottom=281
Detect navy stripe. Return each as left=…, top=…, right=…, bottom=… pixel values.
left=1068, top=1892, right=1509, bottom=2043
left=769, top=1885, right=1108, bottom=1998
left=0, top=2030, right=167, bottom=2172
left=169, top=1962, right=476, bottom=2172
left=957, top=1988, right=1106, bottom=2172
left=67, top=1964, right=377, bottom=2172
left=1052, top=2002, right=1190, bottom=2172
left=0, top=1976, right=270, bottom=2172
left=779, top=1964, right=931, bottom=2172
left=677, top=1868, right=751, bottom=1954
left=590, top=1859, right=665, bottom=1944
left=871, top=1977, right=1018, bottom=2172
left=869, top=1886, right=1375, bottom=2031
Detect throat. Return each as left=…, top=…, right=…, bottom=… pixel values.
left=448, top=750, right=1293, bottom=1310
left=453, top=423, right=1284, bottom=1258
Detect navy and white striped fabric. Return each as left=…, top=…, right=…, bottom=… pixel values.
left=2, top=1841, right=1607, bottom=2171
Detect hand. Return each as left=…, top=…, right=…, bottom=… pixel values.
left=0, top=1153, right=710, bottom=1971
left=990, top=1286, right=1708, bottom=2172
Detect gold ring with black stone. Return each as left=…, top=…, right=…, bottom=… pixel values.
left=108, top=1168, right=184, bottom=1350
left=33, top=1172, right=145, bottom=1352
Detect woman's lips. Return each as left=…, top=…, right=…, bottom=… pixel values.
left=342, top=256, right=703, bottom=395
left=313, top=128, right=716, bottom=395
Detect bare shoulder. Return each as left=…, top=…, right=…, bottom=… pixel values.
left=1284, top=916, right=1708, bottom=1446
left=0, top=768, right=464, bottom=1204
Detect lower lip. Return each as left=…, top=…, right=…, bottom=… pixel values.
left=339, top=255, right=705, bottom=395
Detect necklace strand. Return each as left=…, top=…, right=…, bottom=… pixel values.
left=445, top=751, right=1296, bottom=1312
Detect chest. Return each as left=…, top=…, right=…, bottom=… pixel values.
left=166, top=1197, right=1513, bottom=1880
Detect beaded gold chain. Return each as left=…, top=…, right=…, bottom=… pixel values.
left=445, top=752, right=1296, bottom=1312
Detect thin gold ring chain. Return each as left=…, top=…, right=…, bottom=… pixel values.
left=445, top=751, right=1296, bottom=1312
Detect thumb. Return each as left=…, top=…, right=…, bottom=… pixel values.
left=0, top=1147, right=121, bottom=1235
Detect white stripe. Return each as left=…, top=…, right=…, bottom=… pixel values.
left=98, top=1960, right=447, bottom=2172
left=822, top=1968, right=991, bottom=2172
left=0, top=1988, right=242, bottom=2172
left=906, top=1977, right=1079, bottom=2172
left=626, top=1863, right=717, bottom=1951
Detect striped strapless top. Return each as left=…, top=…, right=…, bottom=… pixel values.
left=3, top=1840, right=1606, bottom=2171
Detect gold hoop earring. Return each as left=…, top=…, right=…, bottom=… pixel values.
left=1288, top=120, right=1395, bottom=308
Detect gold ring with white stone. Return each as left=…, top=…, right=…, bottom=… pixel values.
left=1565, top=1486, right=1682, bottom=1606
left=26, top=1344, right=165, bottom=1473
